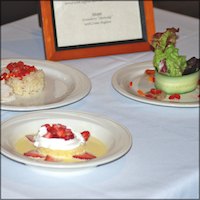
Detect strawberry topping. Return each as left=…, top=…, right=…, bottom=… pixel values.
left=169, top=93, right=181, bottom=100
left=144, top=88, right=167, bottom=101
left=145, top=93, right=154, bottom=99
left=73, top=152, right=96, bottom=160
left=81, top=131, right=90, bottom=141
left=42, top=124, right=75, bottom=140
left=44, top=155, right=58, bottom=162
left=1, top=61, right=37, bottom=80
left=150, top=88, right=162, bottom=95
left=145, top=69, right=155, bottom=76
left=24, top=150, right=45, bottom=158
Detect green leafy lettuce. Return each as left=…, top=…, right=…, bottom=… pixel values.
left=151, top=28, right=187, bottom=77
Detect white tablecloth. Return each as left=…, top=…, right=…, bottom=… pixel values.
left=1, top=8, right=199, bottom=199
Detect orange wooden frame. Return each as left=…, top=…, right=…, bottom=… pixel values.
left=40, top=0, right=155, bottom=61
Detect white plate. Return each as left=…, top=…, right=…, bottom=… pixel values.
left=1, top=111, right=132, bottom=171
left=1, top=59, right=91, bottom=111
left=112, top=61, right=199, bottom=108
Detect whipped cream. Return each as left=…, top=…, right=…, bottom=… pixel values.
left=1, top=80, right=16, bottom=103
left=34, top=126, right=86, bottom=150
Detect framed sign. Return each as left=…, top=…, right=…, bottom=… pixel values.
left=40, top=0, right=155, bottom=61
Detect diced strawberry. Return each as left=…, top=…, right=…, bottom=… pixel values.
left=64, top=131, right=74, bottom=140
left=44, top=155, right=57, bottom=162
left=169, top=93, right=181, bottom=100
left=150, top=88, right=162, bottom=95
left=169, top=95, right=175, bottom=100
left=148, top=76, right=155, bottom=83
left=49, top=127, right=58, bottom=135
left=1, top=72, right=7, bottom=80
left=6, top=63, right=15, bottom=71
left=52, top=124, right=66, bottom=131
left=145, top=93, right=154, bottom=99
left=145, top=69, right=155, bottom=75
left=3, top=61, right=37, bottom=80
left=137, top=89, right=145, bottom=96
left=174, top=94, right=181, bottom=99
left=24, top=150, right=45, bottom=158
left=43, top=132, right=54, bottom=138
left=56, top=124, right=67, bottom=129
left=25, top=135, right=35, bottom=142
left=41, top=124, right=75, bottom=140
left=56, top=128, right=66, bottom=138
left=81, top=131, right=90, bottom=141
left=73, top=152, right=96, bottom=160
left=12, top=66, right=21, bottom=74
left=42, top=124, right=51, bottom=129
left=16, top=61, right=24, bottom=67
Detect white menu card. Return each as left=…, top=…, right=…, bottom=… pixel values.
left=52, top=1, right=143, bottom=48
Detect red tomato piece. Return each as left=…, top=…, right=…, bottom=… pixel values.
left=169, top=93, right=181, bottom=100
left=150, top=88, right=162, bottom=95
left=145, top=69, right=155, bottom=75
left=145, top=93, right=154, bottom=99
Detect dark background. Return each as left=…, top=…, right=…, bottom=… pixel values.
left=0, top=1, right=199, bottom=25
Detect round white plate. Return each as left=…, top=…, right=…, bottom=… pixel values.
left=1, top=59, right=91, bottom=111
left=112, top=61, right=199, bottom=108
left=1, top=111, right=132, bottom=171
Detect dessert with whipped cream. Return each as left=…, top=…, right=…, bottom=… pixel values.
left=15, top=123, right=106, bottom=162
left=1, top=61, right=45, bottom=102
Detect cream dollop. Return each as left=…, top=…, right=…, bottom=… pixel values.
left=34, top=126, right=86, bottom=150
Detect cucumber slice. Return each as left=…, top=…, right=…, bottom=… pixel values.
left=155, top=71, right=199, bottom=94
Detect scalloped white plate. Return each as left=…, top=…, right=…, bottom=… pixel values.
left=112, top=61, right=199, bottom=107
left=1, top=59, right=91, bottom=111
left=1, top=111, right=132, bottom=171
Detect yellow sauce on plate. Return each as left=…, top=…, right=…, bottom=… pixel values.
left=15, top=135, right=107, bottom=162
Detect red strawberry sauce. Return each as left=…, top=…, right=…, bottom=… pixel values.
left=1, top=61, right=37, bottom=80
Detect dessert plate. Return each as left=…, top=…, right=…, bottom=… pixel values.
left=112, top=61, right=199, bottom=107
left=1, top=111, right=132, bottom=171
left=1, top=59, right=91, bottom=111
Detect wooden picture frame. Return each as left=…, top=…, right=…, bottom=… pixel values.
left=40, top=0, right=155, bottom=61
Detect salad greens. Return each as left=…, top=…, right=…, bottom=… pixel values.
left=151, top=28, right=187, bottom=77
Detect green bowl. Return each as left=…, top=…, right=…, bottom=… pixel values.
left=155, top=70, right=199, bottom=94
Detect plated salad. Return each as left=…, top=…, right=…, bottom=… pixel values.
left=151, top=27, right=199, bottom=94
